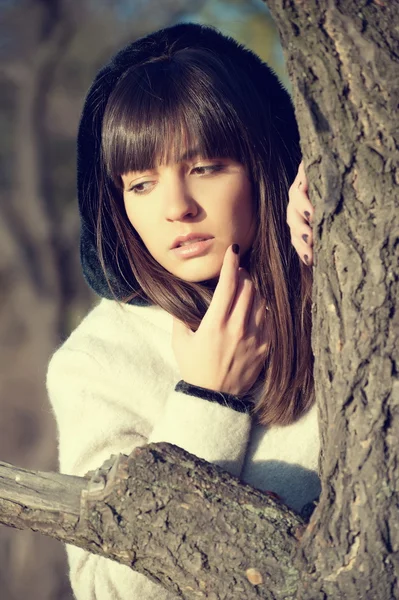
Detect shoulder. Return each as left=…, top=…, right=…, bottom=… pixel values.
left=63, top=298, right=172, bottom=347
left=69, top=298, right=170, bottom=337
left=48, top=298, right=173, bottom=375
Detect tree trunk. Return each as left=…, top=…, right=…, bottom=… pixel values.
left=266, top=1, right=399, bottom=598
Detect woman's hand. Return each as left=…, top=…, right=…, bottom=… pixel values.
left=172, top=245, right=268, bottom=396
left=287, top=161, right=314, bottom=266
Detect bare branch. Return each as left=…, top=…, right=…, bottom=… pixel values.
left=0, top=443, right=304, bottom=600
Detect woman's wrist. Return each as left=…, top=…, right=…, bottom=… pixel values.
left=175, top=380, right=253, bottom=414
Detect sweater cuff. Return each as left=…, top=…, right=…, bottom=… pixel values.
left=148, top=386, right=252, bottom=476
left=175, top=380, right=253, bottom=414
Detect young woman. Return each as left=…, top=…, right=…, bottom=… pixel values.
left=47, top=22, right=315, bottom=600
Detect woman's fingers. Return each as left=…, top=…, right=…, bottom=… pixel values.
left=288, top=160, right=313, bottom=222
left=290, top=216, right=313, bottom=265
left=230, top=274, right=269, bottom=347
left=228, top=267, right=255, bottom=330
left=173, top=248, right=269, bottom=395
left=289, top=210, right=313, bottom=246
left=291, top=160, right=309, bottom=194
left=288, top=161, right=314, bottom=266
left=201, top=244, right=240, bottom=326
left=287, top=195, right=314, bottom=226
left=203, top=247, right=259, bottom=336
left=295, top=160, right=309, bottom=193
left=295, top=236, right=313, bottom=266
left=287, top=190, right=314, bottom=229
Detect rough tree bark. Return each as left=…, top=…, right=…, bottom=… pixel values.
left=266, top=1, right=399, bottom=598
left=0, top=1, right=398, bottom=599
left=0, top=443, right=305, bottom=600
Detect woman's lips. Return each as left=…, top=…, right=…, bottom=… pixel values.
left=171, top=238, right=214, bottom=258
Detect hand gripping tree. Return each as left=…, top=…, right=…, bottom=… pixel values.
left=268, top=0, right=399, bottom=597
left=0, top=2, right=398, bottom=599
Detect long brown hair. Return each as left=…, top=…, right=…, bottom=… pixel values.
left=98, top=43, right=314, bottom=426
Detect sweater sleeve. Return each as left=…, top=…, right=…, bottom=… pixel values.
left=47, top=346, right=179, bottom=600
left=47, top=343, right=252, bottom=600
left=148, top=380, right=252, bottom=476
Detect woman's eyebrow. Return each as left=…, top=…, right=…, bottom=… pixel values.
left=122, top=149, right=206, bottom=180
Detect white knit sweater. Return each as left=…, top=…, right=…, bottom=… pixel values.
left=47, top=298, right=320, bottom=600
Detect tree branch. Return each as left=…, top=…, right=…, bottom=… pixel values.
left=0, top=443, right=304, bottom=600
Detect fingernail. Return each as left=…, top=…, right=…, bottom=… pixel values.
left=232, top=244, right=240, bottom=255
left=302, top=234, right=309, bottom=244
left=304, top=211, right=311, bottom=220
left=304, top=254, right=309, bottom=265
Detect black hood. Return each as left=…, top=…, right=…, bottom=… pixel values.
left=77, top=22, right=297, bottom=306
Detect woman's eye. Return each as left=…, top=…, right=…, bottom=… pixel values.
left=191, top=164, right=224, bottom=176
left=129, top=181, right=154, bottom=195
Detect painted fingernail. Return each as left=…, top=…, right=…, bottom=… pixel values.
left=304, top=254, right=309, bottom=265
left=304, top=211, right=311, bottom=220
left=232, top=244, right=240, bottom=254
left=302, top=234, right=309, bottom=244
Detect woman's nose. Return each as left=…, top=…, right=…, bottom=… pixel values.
left=163, top=178, right=199, bottom=221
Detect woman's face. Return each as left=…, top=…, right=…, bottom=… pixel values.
left=121, top=153, right=255, bottom=283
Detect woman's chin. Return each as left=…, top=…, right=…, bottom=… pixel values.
left=171, top=260, right=222, bottom=284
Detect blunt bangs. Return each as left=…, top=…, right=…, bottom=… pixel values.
left=101, top=48, right=254, bottom=188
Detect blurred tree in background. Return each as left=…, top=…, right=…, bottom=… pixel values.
left=0, top=1, right=283, bottom=598
left=183, top=0, right=288, bottom=85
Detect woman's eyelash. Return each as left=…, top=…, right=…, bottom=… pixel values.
left=191, top=164, right=225, bottom=175
left=127, top=164, right=225, bottom=194
left=128, top=181, right=153, bottom=194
